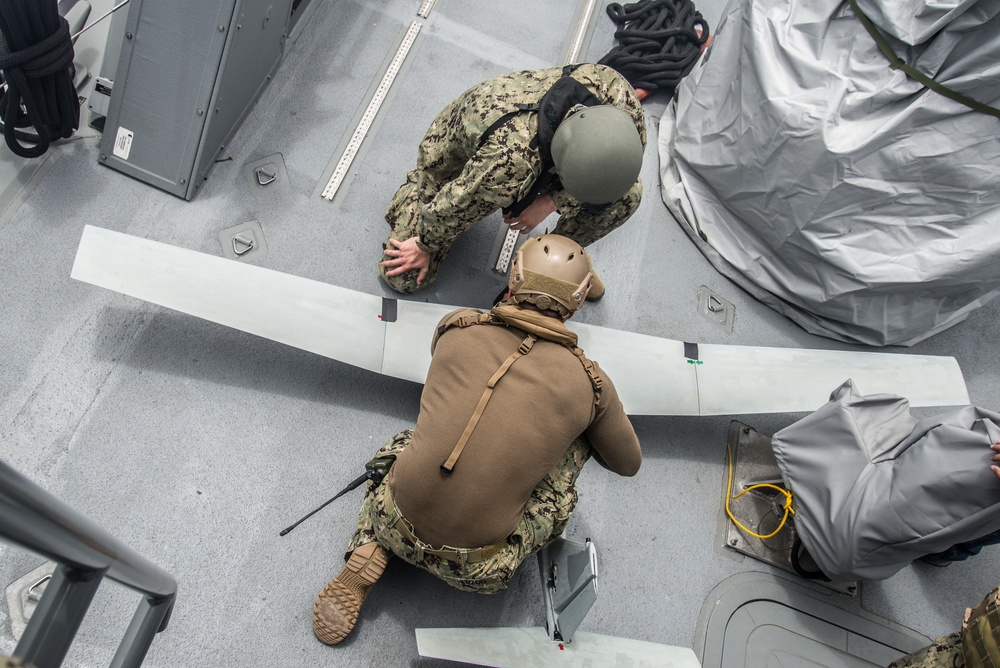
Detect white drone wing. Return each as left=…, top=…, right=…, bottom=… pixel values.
left=71, top=226, right=969, bottom=415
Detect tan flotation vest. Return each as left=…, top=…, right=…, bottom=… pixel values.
left=434, top=304, right=603, bottom=473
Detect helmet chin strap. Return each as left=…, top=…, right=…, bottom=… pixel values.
left=571, top=271, right=594, bottom=309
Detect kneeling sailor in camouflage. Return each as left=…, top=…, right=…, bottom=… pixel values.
left=314, top=234, right=642, bottom=645
left=380, top=63, right=646, bottom=294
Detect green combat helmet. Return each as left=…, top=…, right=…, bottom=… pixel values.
left=550, top=105, right=643, bottom=205
left=509, top=234, right=600, bottom=318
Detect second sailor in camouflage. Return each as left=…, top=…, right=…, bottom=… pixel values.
left=380, top=63, right=646, bottom=294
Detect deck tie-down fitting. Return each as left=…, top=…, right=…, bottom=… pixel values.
left=255, top=166, right=277, bottom=186
left=232, top=235, right=255, bottom=256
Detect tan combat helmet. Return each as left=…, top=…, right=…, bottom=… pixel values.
left=508, top=234, right=600, bottom=318
left=551, top=104, right=643, bottom=205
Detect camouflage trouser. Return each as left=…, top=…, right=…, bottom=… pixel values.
left=379, top=178, right=454, bottom=295
left=345, top=430, right=592, bottom=593
left=888, top=633, right=963, bottom=668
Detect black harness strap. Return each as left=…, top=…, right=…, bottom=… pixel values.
left=476, top=104, right=539, bottom=152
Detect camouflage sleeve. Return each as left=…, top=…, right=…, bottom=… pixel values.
left=616, top=79, right=647, bottom=148
left=887, top=632, right=962, bottom=668
left=550, top=177, right=644, bottom=247
left=418, top=128, right=540, bottom=255
left=549, top=187, right=576, bottom=215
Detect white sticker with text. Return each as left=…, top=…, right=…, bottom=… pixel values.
left=113, top=127, right=134, bottom=160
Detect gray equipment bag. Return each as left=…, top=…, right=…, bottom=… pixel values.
left=772, top=379, right=1000, bottom=581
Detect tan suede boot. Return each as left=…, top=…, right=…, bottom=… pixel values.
left=313, top=542, right=389, bottom=645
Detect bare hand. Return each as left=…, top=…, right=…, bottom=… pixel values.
left=382, top=236, right=430, bottom=284
left=991, top=442, right=1000, bottom=480
left=503, top=194, right=557, bottom=235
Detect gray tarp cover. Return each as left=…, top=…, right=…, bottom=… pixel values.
left=658, top=0, right=1000, bottom=346
left=771, top=379, right=1000, bottom=581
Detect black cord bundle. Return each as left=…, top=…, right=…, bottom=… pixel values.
left=0, top=0, right=80, bottom=158
left=598, top=0, right=710, bottom=96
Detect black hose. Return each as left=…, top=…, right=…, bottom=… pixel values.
left=790, top=535, right=831, bottom=581
left=598, top=0, right=710, bottom=95
left=0, top=0, right=80, bottom=158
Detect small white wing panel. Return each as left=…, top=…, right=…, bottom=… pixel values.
left=415, top=626, right=702, bottom=667
left=697, top=343, right=969, bottom=414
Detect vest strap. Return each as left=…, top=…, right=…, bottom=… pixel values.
left=572, top=347, right=603, bottom=409
left=440, top=334, right=537, bottom=473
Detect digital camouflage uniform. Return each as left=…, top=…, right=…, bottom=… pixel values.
left=381, top=63, right=647, bottom=294
left=888, top=633, right=963, bottom=668
left=345, top=430, right=592, bottom=594
left=888, top=584, right=1000, bottom=667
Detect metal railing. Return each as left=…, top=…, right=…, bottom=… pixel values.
left=0, top=458, right=176, bottom=668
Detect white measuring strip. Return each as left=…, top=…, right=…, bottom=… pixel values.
left=321, top=21, right=422, bottom=201
left=417, top=0, right=437, bottom=18
left=494, top=227, right=520, bottom=273
left=566, top=0, right=600, bottom=63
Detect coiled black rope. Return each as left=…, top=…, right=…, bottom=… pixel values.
left=598, top=0, right=710, bottom=96
left=0, top=1, right=80, bottom=158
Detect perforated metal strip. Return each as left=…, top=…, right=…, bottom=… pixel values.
left=417, top=0, right=437, bottom=18
left=321, top=21, right=422, bottom=201
left=565, top=0, right=600, bottom=64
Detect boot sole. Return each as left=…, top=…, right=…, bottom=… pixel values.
left=313, top=543, right=389, bottom=645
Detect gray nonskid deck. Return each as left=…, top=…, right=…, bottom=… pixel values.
left=2, top=0, right=998, bottom=666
